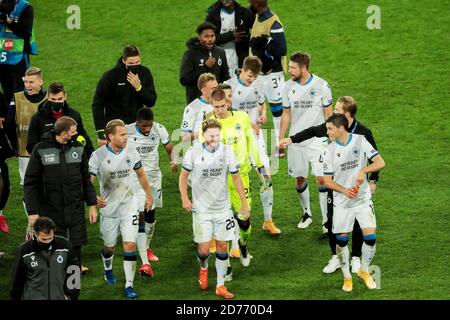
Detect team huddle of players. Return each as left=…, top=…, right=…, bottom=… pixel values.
left=92, top=50, right=385, bottom=299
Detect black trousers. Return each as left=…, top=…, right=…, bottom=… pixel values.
left=0, top=56, right=28, bottom=104
left=326, top=190, right=363, bottom=257
left=0, top=159, right=10, bottom=211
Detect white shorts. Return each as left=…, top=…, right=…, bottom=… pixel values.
left=192, top=211, right=235, bottom=244
left=261, top=71, right=285, bottom=104
left=100, top=203, right=139, bottom=247
left=332, top=202, right=377, bottom=234
left=287, top=140, right=327, bottom=178
left=253, top=131, right=270, bottom=171
left=137, top=170, right=162, bottom=211
left=19, top=156, right=30, bottom=186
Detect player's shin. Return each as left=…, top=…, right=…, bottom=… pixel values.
left=336, top=235, right=351, bottom=278
left=123, top=251, right=137, bottom=288
left=101, top=248, right=114, bottom=271
left=197, top=251, right=210, bottom=269
left=361, top=234, right=376, bottom=272
left=144, top=209, right=156, bottom=247
left=136, top=223, right=149, bottom=265
left=260, top=185, right=274, bottom=221
left=215, top=252, right=228, bottom=286
left=296, top=183, right=311, bottom=215
left=319, top=187, right=329, bottom=225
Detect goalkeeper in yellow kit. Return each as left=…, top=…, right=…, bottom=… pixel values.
left=203, top=87, right=269, bottom=272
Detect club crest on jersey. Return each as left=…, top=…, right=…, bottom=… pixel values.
left=310, top=89, right=316, bottom=97
left=150, top=134, right=157, bottom=141
left=237, top=90, right=241, bottom=95
left=235, top=123, right=241, bottom=131
left=352, top=147, right=360, bottom=157
left=71, top=151, right=79, bottom=159
left=199, top=59, right=204, bottom=67
left=218, top=58, right=222, bottom=66
left=57, top=255, right=64, bottom=264
left=126, top=157, right=131, bottom=165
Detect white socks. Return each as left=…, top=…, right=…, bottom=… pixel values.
left=260, top=186, right=274, bottom=221
left=336, top=245, right=351, bottom=279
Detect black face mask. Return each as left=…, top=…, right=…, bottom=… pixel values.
left=48, top=101, right=64, bottom=112
left=127, top=65, right=141, bottom=74
left=36, top=239, right=54, bottom=251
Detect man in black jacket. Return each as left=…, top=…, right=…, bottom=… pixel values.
left=92, top=45, right=157, bottom=147
left=26, top=82, right=94, bottom=158
left=279, top=96, right=380, bottom=275
left=180, top=22, right=230, bottom=104
left=205, top=0, right=253, bottom=77
left=24, top=116, right=98, bottom=273
left=0, top=90, right=13, bottom=235
left=11, top=216, right=80, bottom=300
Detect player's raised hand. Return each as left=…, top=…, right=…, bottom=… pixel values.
left=205, top=56, right=216, bottom=68
left=96, top=196, right=107, bottom=208
left=127, top=72, right=141, bottom=90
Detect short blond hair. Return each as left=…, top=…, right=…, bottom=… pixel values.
left=105, top=119, right=126, bottom=141
left=25, top=67, right=42, bottom=78
left=202, top=117, right=221, bottom=133
left=197, top=72, right=216, bottom=90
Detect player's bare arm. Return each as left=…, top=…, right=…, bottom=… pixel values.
left=178, top=169, right=192, bottom=211
left=278, top=108, right=291, bottom=147
left=323, top=174, right=357, bottom=199
left=356, top=154, right=385, bottom=186
left=164, top=143, right=178, bottom=172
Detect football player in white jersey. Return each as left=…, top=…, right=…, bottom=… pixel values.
left=179, top=118, right=250, bottom=299
left=323, top=114, right=385, bottom=292
left=89, top=119, right=154, bottom=299
left=279, top=51, right=333, bottom=231
left=127, top=107, right=178, bottom=277
left=180, top=73, right=217, bottom=147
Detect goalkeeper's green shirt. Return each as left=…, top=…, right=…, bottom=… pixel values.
left=205, top=111, right=263, bottom=174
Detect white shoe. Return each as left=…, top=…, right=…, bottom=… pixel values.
left=351, top=257, right=361, bottom=274
left=297, top=214, right=312, bottom=229
left=322, top=255, right=340, bottom=274
left=322, top=226, right=328, bottom=234
left=239, top=244, right=251, bottom=267
left=225, top=267, right=233, bottom=282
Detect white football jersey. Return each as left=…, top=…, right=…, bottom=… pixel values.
left=323, top=134, right=379, bottom=208
left=225, top=75, right=265, bottom=123
left=220, top=8, right=238, bottom=71
left=283, top=74, right=333, bottom=146
left=180, top=97, right=213, bottom=145
left=89, top=145, right=142, bottom=217
left=182, top=143, right=239, bottom=214
left=127, top=122, right=170, bottom=172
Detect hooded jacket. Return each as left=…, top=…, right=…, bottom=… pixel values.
left=179, top=38, right=230, bottom=104
left=24, top=131, right=97, bottom=246
left=26, top=100, right=94, bottom=158
left=92, top=58, right=157, bottom=138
